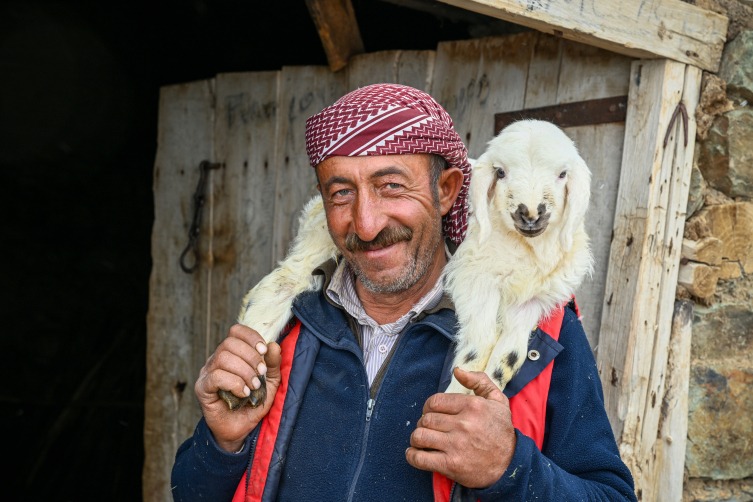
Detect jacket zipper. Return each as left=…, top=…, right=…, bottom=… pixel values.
left=344, top=327, right=412, bottom=502
left=245, top=426, right=261, bottom=495
left=449, top=481, right=457, bottom=501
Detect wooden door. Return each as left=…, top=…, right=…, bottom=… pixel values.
left=144, top=33, right=701, bottom=502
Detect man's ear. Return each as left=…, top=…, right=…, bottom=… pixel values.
left=438, top=167, right=465, bottom=216
left=559, top=158, right=591, bottom=252
left=469, top=162, right=496, bottom=243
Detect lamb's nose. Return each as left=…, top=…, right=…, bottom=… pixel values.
left=516, top=204, right=543, bottom=226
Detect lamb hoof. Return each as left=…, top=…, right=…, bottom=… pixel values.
left=218, top=375, right=267, bottom=411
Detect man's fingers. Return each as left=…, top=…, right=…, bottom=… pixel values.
left=410, top=427, right=449, bottom=451
left=454, top=367, right=507, bottom=403
left=263, top=342, right=282, bottom=387
left=416, top=412, right=454, bottom=432
left=222, top=337, right=267, bottom=376
left=202, top=368, right=250, bottom=400
left=227, top=324, right=266, bottom=352
left=422, top=392, right=467, bottom=416
left=405, top=447, right=448, bottom=474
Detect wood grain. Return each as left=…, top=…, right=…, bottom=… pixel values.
left=144, top=79, right=215, bottom=502
left=347, top=50, right=436, bottom=93
left=655, top=300, right=694, bottom=502
left=271, top=66, right=347, bottom=266
left=305, top=0, right=365, bottom=71
left=212, top=72, right=280, bottom=346
left=595, top=59, right=702, bottom=500
left=432, top=33, right=534, bottom=158
left=436, top=0, right=728, bottom=71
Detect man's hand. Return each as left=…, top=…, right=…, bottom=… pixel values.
left=194, top=324, right=282, bottom=453
left=406, top=367, right=517, bottom=489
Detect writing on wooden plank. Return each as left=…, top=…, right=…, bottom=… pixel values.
left=271, top=66, right=348, bottom=266
left=437, top=0, right=727, bottom=71
left=212, top=72, right=280, bottom=351
left=346, top=50, right=436, bottom=93
left=433, top=33, right=533, bottom=159
left=144, top=80, right=215, bottom=502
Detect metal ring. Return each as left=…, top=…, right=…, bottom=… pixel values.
left=527, top=349, right=540, bottom=361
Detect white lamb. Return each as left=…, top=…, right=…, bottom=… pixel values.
left=222, top=120, right=593, bottom=409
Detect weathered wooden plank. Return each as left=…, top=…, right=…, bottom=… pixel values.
left=432, top=33, right=534, bottom=158
left=346, top=50, right=435, bottom=93
left=144, top=79, right=215, bottom=502
left=271, top=66, right=347, bottom=265
left=564, top=123, right=625, bottom=348
left=211, top=72, right=281, bottom=351
left=523, top=32, right=562, bottom=109
left=305, top=0, right=365, bottom=72
left=556, top=40, right=633, bottom=104
left=436, top=0, right=728, bottom=72
left=595, top=59, right=702, bottom=500
left=656, top=300, right=694, bottom=502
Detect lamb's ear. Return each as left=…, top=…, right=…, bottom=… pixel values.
left=469, top=162, right=496, bottom=243
left=559, top=158, right=591, bottom=252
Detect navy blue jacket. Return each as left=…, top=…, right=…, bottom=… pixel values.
left=172, top=289, right=636, bottom=502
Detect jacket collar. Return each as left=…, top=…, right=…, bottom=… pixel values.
left=294, top=258, right=458, bottom=346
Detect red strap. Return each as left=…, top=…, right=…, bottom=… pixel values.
left=433, top=472, right=453, bottom=502
left=229, top=321, right=301, bottom=502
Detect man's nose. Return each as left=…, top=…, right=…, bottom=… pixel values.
left=516, top=203, right=545, bottom=226
left=352, top=193, right=388, bottom=242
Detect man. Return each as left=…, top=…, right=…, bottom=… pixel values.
left=172, top=84, right=637, bottom=502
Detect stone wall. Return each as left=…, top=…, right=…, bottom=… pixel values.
left=679, top=9, right=753, bottom=500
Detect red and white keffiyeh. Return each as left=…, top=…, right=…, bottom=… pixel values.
left=305, top=84, right=471, bottom=246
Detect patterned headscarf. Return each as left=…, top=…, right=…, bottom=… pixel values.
left=305, top=84, right=471, bottom=246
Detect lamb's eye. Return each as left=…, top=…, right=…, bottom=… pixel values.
left=496, top=169, right=506, bottom=179
left=558, top=171, right=567, bottom=179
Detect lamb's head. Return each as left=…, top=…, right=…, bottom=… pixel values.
left=470, top=120, right=591, bottom=252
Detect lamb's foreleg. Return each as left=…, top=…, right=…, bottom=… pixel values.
left=221, top=195, right=336, bottom=410
left=444, top=279, right=501, bottom=395
left=482, top=299, right=545, bottom=393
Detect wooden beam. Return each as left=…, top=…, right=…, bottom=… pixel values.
left=656, top=300, right=694, bottom=502
left=596, top=59, right=702, bottom=501
left=305, top=0, right=365, bottom=72
left=436, top=0, right=728, bottom=72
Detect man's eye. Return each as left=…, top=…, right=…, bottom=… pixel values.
left=335, top=189, right=350, bottom=197
left=387, top=183, right=401, bottom=189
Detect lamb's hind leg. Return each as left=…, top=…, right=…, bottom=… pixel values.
left=483, top=300, right=545, bottom=393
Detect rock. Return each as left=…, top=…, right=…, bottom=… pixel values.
left=684, top=477, right=753, bottom=502
left=698, top=111, right=753, bottom=198
left=696, top=74, right=735, bottom=141
left=686, top=364, right=753, bottom=479
left=707, top=187, right=736, bottom=206
left=719, top=259, right=743, bottom=279
left=719, top=30, right=753, bottom=102
left=692, top=302, right=753, bottom=360
left=685, top=213, right=712, bottom=241
left=688, top=154, right=709, bottom=217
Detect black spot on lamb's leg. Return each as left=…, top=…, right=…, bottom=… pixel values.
left=463, top=350, right=478, bottom=364
left=493, top=368, right=504, bottom=384
left=506, top=352, right=519, bottom=369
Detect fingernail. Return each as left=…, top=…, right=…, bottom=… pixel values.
left=252, top=377, right=261, bottom=389
left=257, top=362, right=267, bottom=376
left=256, top=342, right=267, bottom=355
left=243, top=385, right=251, bottom=397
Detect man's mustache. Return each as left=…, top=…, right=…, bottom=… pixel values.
left=344, top=225, right=413, bottom=252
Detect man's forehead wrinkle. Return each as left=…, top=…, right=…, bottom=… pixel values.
left=370, top=166, right=409, bottom=179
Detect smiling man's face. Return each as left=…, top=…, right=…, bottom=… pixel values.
left=316, top=154, right=446, bottom=294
